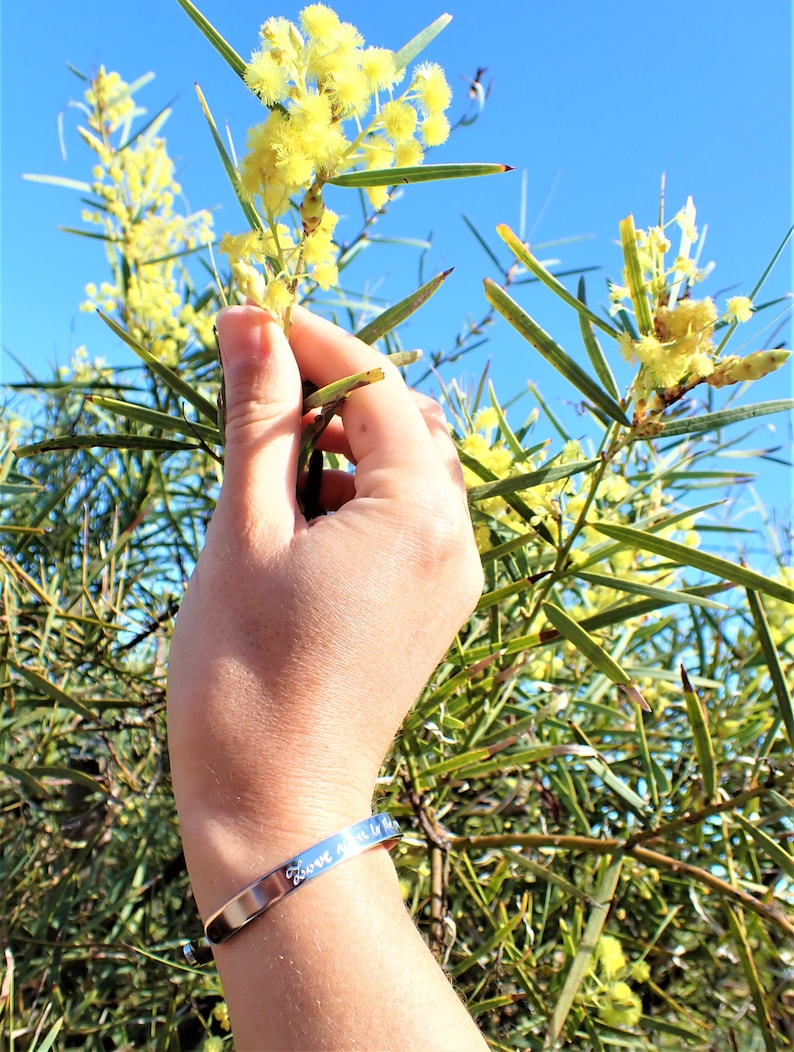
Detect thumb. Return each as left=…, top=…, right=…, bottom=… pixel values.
left=214, top=305, right=302, bottom=541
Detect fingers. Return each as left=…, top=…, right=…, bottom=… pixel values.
left=288, top=307, right=440, bottom=498
left=214, top=306, right=302, bottom=543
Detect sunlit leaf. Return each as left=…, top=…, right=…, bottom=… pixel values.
left=194, top=83, right=264, bottom=234
left=467, top=458, right=599, bottom=502
left=591, top=521, right=794, bottom=605
left=484, top=279, right=631, bottom=427
left=174, top=0, right=247, bottom=80
left=497, top=224, right=619, bottom=338
left=541, top=601, right=650, bottom=710
left=619, top=213, right=653, bottom=335
left=355, top=268, right=453, bottom=345
left=746, top=588, right=794, bottom=747
left=393, top=13, right=453, bottom=72
left=658, top=399, right=794, bottom=438
left=681, top=666, right=717, bottom=802
left=328, top=163, right=513, bottom=188
left=97, top=310, right=219, bottom=423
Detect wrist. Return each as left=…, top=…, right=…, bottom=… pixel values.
left=175, top=786, right=380, bottom=922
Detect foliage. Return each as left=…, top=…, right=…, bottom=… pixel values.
left=2, top=7, right=793, bottom=1050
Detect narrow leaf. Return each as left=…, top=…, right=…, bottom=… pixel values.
left=393, top=14, right=453, bottom=73
left=458, top=448, right=556, bottom=546
left=174, top=0, right=247, bottom=79
left=194, top=84, right=263, bottom=233
left=715, top=223, right=794, bottom=356
left=355, top=268, right=453, bottom=345
left=462, top=213, right=505, bottom=272
left=746, top=588, right=794, bottom=747
left=486, top=381, right=525, bottom=460
left=15, top=434, right=200, bottom=458
left=568, top=722, right=651, bottom=814
left=577, top=276, right=622, bottom=399
left=484, top=279, right=631, bottom=427
left=88, top=396, right=220, bottom=443
left=302, top=368, right=384, bottom=410
left=734, top=813, right=794, bottom=880
left=725, top=908, right=778, bottom=1052
left=619, top=214, right=654, bottom=335
left=547, top=855, right=624, bottom=1044
left=25, top=765, right=111, bottom=797
left=467, top=459, right=599, bottom=503
left=658, top=399, right=794, bottom=438
left=574, top=570, right=728, bottom=611
left=541, top=601, right=650, bottom=710
left=497, top=225, right=619, bottom=338
left=22, top=173, right=92, bottom=192
left=681, top=666, right=717, bottom=802
left=591, top=521, right=794, bottom=606
left=97, top=310, right=219, bottom=423
left=328, top=163, right=513, bottom=188
left=14, top=667, right=93, bottom=719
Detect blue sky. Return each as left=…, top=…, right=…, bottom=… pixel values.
left=2, top=0, right=792, bottom=529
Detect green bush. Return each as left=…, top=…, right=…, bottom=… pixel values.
left=2, top=9, right=792, bottom=1049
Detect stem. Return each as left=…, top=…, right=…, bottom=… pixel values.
left=447, top=832, right=794, bottom=939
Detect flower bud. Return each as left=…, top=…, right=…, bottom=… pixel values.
left=300, top=182, right=326, bottom=235
left=711, top=348, right=790, bottom=387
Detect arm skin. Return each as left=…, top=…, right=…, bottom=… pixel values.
left=167, top=305, right=487, bottom=1051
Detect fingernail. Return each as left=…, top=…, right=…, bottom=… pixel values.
left=216, top=306, right=271, bottom=368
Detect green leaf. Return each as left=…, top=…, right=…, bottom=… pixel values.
left=734, top=813, right=794, bottom=881
left=497, top=225, right=619, bottom=338
left=194, top=84, right=264, bottom=234
left=568, top=722, right=652, bottom=814
left=484, top=279, right=631, bottom=427
left=457, top=447, right=556, bottom=546
left=58, top=227, right=121, bottom=244
left=462, top=213, right=505, bottom=272
left=715, top=223, right=794, bottom=356
left=22, top=173, right=92, bottom=192
left=13, top=666, right=93, bottom=719
left=88, top=396, right=221, bottom=444
left=746, top=588, right=794, bottom=748
left=486, top=380, right=525, bottom=460
left=725, top=908, right=778, bottom=1052
left=573, top=570, right=729, bottom=611
left=547, top=855, right=624, bottom=1045
left=118, top=99, right=173, bottom=152
left=29, top=1015, right=65, bottom=1052
left=354, top=268, right=453, bottom=345
left=0, top=762, right=48, bottom=797
left=619, top=214, right=654, bottom=335
left=393, top=13, right=453, bottom=73
left=328, top=163, right=513, bottom=188
left=680, top=666, right=717, bottom=802
left=467, top=459, right=599, bottom=503
left=302, top=368, right=384, bottom=411
left=590, top=521, right=794, bottom=606
left=27, top=765, right=112, bottom=796
left=541, top=601, right=650, bottom=710
left=96, top=310, right=219, bottom=423
left=174, top=0, right=247, bottom=80
left=577, top=276, right=622, bottom=400
left=658, top=399, right=794, bottom=439
left=14, top=434, right=200, bottom=458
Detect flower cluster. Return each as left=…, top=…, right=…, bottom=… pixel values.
left=221, top=3, right=453, bottom=319
left=609, top=198, right=788, bottom=415
left=78, top=68, right=215, bottom=364
left=594, top=933, right=648, bottom=1029
left=461, top=410, right=637, bottom=553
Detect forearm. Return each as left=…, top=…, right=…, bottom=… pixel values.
left=181, top=817, right=486, bottom=1051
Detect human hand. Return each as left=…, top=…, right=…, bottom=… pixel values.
left=167, top=305, right=482, bottom=906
